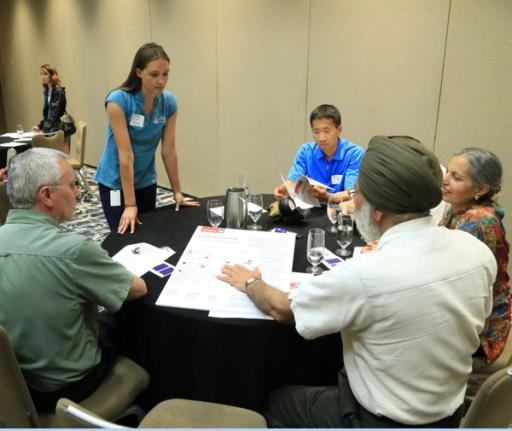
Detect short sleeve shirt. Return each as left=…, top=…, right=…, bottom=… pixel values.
left=95, top=89, right=178, bottom=190
left=287, top=137, right=364, bottom=191
left=0, top=210, right=134, bottom=392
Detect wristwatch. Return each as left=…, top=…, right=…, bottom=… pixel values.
left=244, top=277, right=260, bottom=293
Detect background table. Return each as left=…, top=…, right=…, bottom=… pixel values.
left=0, top=136, right=32, bottom=168
left=102, top=195, right=363, bottom=412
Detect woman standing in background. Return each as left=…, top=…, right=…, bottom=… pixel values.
left=32, top=64, right=68, bottom=152
left=95, top=42, right=198, bottom=234
left=441, top=147, right=511, bottom=366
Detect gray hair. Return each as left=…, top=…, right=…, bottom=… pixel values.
left=455, top=147, right=502, bottom=200
left=7, top=148, right=67, bottom=209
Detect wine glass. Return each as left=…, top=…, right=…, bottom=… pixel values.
left=247, top=194, right=263, bottom=230
left=336, top=213, right=353, bottom=257
left=306, top=228, right=325, bottom=275
left=207, top=199, right=224, bottom=227
left=326, top=199, right=340, bottom=233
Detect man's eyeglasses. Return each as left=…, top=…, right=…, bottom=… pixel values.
left=46, top=179, right=81, bottom=190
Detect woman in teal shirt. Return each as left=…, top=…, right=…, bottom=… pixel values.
left=96, top=42, right=198, bottom=233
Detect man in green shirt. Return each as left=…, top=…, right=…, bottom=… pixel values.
left=0, top=148, right=147, bottom=411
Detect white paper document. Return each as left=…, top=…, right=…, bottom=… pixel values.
left=156, top=226, right=296, bottom=319
left=0, top=141, right=28, bottom=148
left=280, top=174, right=321, bottom=209
left=1, top=132, right=37, bottom=139
left=112, top=242, right=175, bottom=276
left=307, top=177, right=335, bottom=191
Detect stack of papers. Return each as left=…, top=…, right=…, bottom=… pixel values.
left=281, top=174, right=321, bottom=209
left=156, top=226, right=296, bottom=319
left=112, top=242, right=175, bottom=276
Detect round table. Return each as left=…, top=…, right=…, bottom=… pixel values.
left=0, top=136, right=32, bottom=168
left=102, top=195, right=363, bottom=412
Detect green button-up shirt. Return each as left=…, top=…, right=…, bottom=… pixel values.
left=0, top=209, right=133, bottom=392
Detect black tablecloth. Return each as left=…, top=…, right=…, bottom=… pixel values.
left=102, top=196, right=364, bottom=412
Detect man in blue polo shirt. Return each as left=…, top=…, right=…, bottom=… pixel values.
left=274, top=104, right=364, bottom=202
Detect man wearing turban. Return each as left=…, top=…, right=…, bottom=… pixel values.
left=218, top=136, right=496, bottom=427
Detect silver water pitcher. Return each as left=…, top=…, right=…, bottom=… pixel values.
left=225, top=187, right=247, bottom=229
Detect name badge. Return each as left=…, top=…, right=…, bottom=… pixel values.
left=129, top=114, right=145, bottom=128
left=331, top=174, right=343, bottom=185
left=110, top=190, right=121, bottom=207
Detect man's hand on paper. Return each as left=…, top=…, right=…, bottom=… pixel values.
left=310, top=183, right=329, bottom=200
left=217, top=263, right=262, bottom=292
left=361, top=240, right=379, bottom=253
left=274, top=183, right=289, bottom=199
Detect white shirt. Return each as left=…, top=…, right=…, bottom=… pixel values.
left=291, top=216, right=496, bottom=425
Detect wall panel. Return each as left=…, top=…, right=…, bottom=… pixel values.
left=436, top=0, right=512, bottom=235
left=308, top=0, right=450, bottom=150
left=217, top=0, right=309, bottom=193
left=151, top=0, right=219, bottom=194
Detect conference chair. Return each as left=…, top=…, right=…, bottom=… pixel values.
left=68, top=121, right=93, bottom=201
left=56, top=397, right=267, bottom=428
left=461, top=366, right=512, bottom=427
left=473, top=334, right=512, bottom=375
left=467, top=334, right=512, bottom=400
left=0, top=324, right=150, bottom=428
left=31, top=130, right=65, bottom=151
left=0, top=181, right=11, bottom=224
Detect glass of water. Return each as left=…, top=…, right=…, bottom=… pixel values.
left=247, top=194, right=263, bottom=230
left=16, top=124, right=24, bottom=136
left=326, top=199, right=340, bottom=233
left=336, top=213, right=354, bottom=257
left=306, top=228, right=325, bottom=275
left=207, top=199, right=224, bottom=227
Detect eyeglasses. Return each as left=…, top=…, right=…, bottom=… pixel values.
left=44, top=179, right=81, bottom=191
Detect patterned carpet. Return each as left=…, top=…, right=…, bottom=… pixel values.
left=61, top=166, right=176, bottom=243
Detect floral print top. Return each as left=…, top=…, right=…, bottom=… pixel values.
left=442, top=202, right=511, bottom=362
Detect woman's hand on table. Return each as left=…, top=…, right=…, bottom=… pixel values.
left=118, top=206, right=141, bottom=234
left=217, top=264, right=262, bottom=292
left=174, top=192, right=200, bottom=211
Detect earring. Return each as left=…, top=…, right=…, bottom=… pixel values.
left=474, top=195, right=479, bottom=201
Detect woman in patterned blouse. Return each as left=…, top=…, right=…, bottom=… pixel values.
left=441, top=147, right=510, bottom=364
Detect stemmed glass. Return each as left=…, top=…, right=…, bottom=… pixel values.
left=336, top=213, right=354, bottom=257
left=247, top=194, right=263, bottom=230
left=326, top=199, right=340, bottom=233
left=207, top=199, right=224, bottom=227
left=306, top=228, right=325, bottom=275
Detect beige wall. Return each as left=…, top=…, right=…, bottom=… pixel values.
left=0, top=0, right=510, bottom=235
left=435, top=0, right=512, bottom=234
